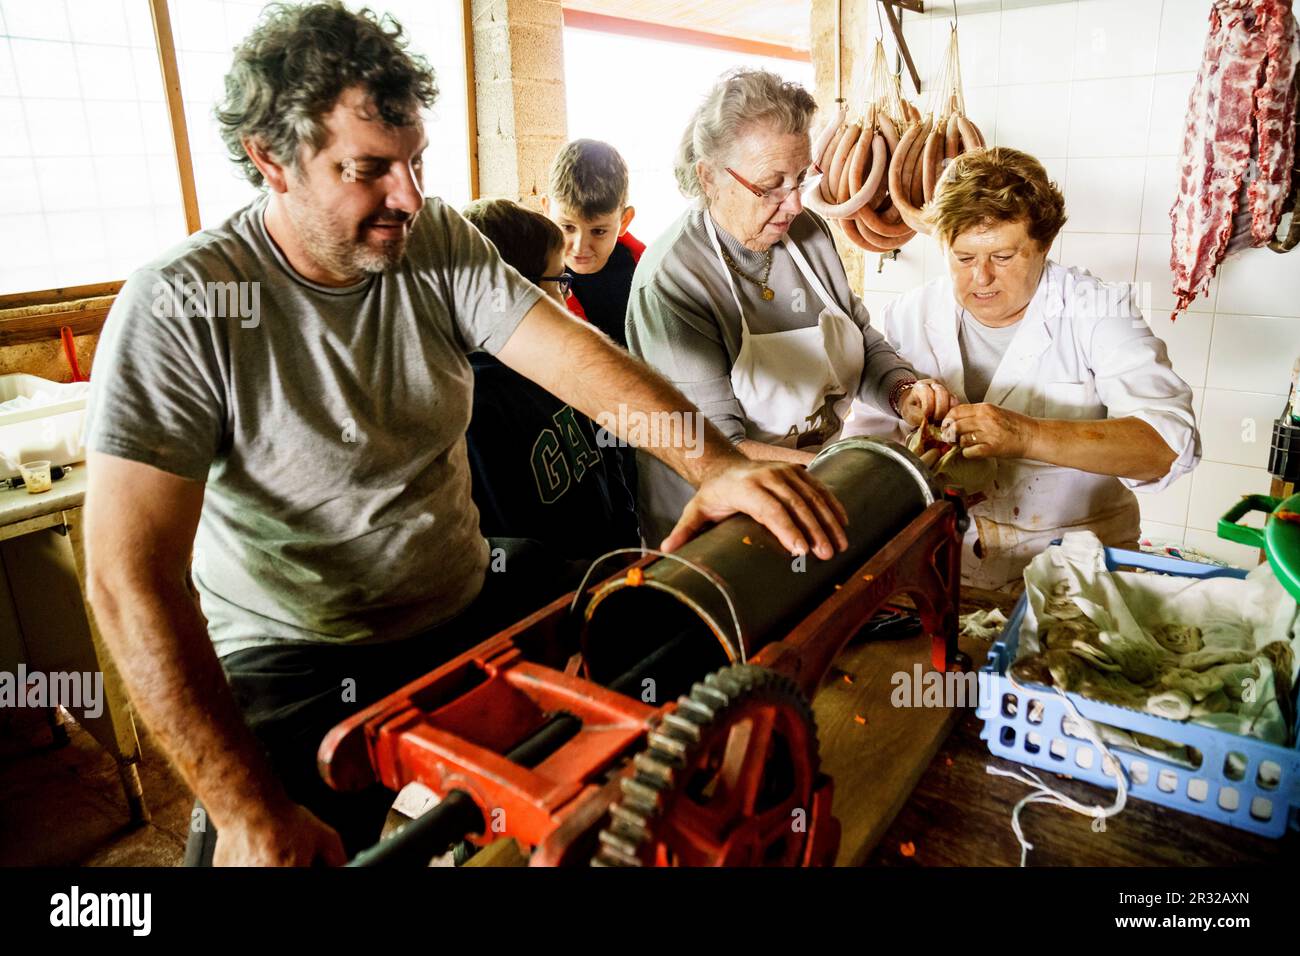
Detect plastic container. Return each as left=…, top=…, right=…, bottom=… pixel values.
left=977, top=546, right=1300, bottom=838
left=1219, top=493, right=1300, bottom=603
left=18, top=459, right=52, bottom=493
left=0, top=374, right=89, bottom=480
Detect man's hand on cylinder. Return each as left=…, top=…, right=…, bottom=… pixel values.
left=662, top=459, right=850, bottom=560
left=941, top=403, right=1037, bottom=460
left=899, top=378, right=957, bottom=427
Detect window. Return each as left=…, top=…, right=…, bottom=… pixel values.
left=1, top=0, right=474, bottom=311
left=170, top=0, right=472, bottom=231
left=563, top=26, right=815, bottom=244
left=0, top=0, right=187, bottom=295
left=168, top=0, right=265, bottom=231
left=373, top=0, right=472, bottom=210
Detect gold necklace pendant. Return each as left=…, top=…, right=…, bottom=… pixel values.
left=720, top=245, right=775, bottom=301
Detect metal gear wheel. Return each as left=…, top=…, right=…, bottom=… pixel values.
left=593, top=663, right=823, bottom=867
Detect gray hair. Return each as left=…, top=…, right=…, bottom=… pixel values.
left=216, top=1, right=438, bottom=188
left=673, top=68, right=817, bottom=200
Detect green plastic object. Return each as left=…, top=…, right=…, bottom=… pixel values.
left=1217, top=492, right=1300, bottom=602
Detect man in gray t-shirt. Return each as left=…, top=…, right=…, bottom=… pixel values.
left=88, top=193, right=540, bottom=660
left=82, top=4, right=850, bottom=866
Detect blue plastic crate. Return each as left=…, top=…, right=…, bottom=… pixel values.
left=977, top=546, right=1300, bottom=837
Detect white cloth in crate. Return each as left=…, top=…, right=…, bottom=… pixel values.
left=1016, top=532, right=1299, bottom=748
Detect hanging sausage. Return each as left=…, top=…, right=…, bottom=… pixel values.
left=809, top=25, right=985, bottom=253
left=807, top=39, right=919, bottom=252
left=887, top=22, right=985, bottom=238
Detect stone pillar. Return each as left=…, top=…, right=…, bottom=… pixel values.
left=469, top=0, right=568, bottom=209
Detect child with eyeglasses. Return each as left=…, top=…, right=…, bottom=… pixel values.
left=461, top=198, right=640, bottom=559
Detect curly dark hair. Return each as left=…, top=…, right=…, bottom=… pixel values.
left=216, top=1, right=438, bottom=187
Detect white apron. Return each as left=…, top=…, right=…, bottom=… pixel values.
left=704, top=214, right=865, bottom=450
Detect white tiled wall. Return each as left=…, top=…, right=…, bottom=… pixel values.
left=856, top=0, right=1299, bottom=568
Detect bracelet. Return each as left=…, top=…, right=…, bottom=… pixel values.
left=889, top=377, right=918, bottom=416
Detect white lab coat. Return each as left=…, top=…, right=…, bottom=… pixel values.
left=844, top=261, right=1201, bottom=590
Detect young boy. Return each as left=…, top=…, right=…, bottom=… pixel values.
left=542, top=139, right=643, bottom=348
left=460, top=198, right=639, bottom=560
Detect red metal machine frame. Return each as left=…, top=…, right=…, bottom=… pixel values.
left=318, top=496, right=965, bottom=865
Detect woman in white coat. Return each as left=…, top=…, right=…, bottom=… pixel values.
left=850, top=147, right=1200, bottom=590
left=626, top=69, right=953, bottom=547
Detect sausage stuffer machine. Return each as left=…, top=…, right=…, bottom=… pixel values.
left=317, top=438, right=969, bottom=866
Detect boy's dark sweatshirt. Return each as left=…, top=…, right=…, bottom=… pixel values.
left=565, top=232, right=644, bottom=348
left=466, top=352, right=640, bottom=560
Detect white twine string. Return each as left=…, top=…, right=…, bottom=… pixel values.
left=986, top=673, right=1129, bottom=867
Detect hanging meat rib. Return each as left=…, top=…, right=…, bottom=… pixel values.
left=1252, top=1, right=1300, bottom=243
left=1170, top=0, right=1298, bottom=317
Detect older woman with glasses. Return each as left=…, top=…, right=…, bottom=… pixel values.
left=626, top=68, right=951, bottom=545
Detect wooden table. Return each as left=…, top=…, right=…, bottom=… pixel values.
left=0, top=469, right=147, bottom=823
left=808, top=586, right=1013, bottom=865
left=864, top=708, right=1298, bottom=866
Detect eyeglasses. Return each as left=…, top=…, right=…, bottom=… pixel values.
left=725, top=166, right=822, bottom=206
left=532, top=273, right=573, bottom=298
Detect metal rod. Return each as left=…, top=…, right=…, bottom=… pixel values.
left=881, top=0, right=922, bottom=94
left=348, top=710, right=583, bottom=867
left=834, top=0, right=842, bottom=102
left=347, top=790, right=485, bottom=867
left=505, top=713, right=583, bottom=766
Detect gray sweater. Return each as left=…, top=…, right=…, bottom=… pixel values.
left=625, top=206, right=917, bottom=543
